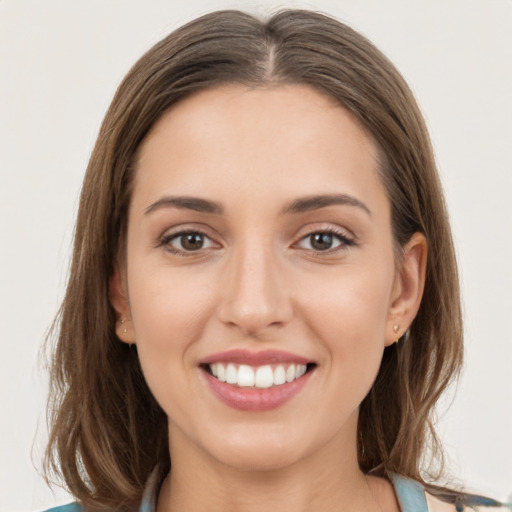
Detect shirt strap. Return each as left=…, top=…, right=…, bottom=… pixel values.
left=390, top=473, right=429, bottom=512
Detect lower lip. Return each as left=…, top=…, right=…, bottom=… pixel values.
left=202, top=369, right=313, bottom=411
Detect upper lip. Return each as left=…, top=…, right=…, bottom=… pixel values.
left=200, top=349, right=313, bottom=366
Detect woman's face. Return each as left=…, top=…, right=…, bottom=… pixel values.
left=113, top=84, right=424, bottom=471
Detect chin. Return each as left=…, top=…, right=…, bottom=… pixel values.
left=216, top=443, right=306, bottom=473
left=201, top=423, right=318, bottom=472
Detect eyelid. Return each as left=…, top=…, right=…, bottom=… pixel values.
left=292, top=223, right=357, bottom=253
left=155, top=222, right=356, bottom=256
left=157, top=224, right=221, bottom=255
left=293, top=222, right=356, bottom=241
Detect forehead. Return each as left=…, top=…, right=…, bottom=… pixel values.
left=141, top=83, right=373, bottom=156
left=132, top=83, right=385, bottom=215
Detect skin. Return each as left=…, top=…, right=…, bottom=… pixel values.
left=111, top=84, right=427, bottom=512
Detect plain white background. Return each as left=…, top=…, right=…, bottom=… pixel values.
left=0, top=1, right=510, bottom=510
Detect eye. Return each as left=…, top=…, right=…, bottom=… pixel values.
left=161, top=231, right=216, bottom=254
left=297, top=230, right=354, bottom=252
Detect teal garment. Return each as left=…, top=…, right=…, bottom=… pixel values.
left=43, top=505, right=82, bottom=512
left=390, top=474, right=429, bottom=512
left=42, top=473, right=426, bottom=512
left=42, top=474, right=510, bottom=512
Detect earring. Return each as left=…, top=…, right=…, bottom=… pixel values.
left=120, top=318, right=127, bottom=334
left=393, top=324, right=400, bottom=343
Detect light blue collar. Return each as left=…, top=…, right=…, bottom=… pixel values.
left=389, top=473, right=429, bottom=512
left=137, top=471, right=428, bottom=512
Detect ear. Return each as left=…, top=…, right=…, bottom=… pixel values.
left=386, top=232, right=427, bottom=346
left=110, top=266, right=136, bottom=344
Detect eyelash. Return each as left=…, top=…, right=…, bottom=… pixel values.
left=157, top=227, right=356, bottom=257
left=158, top=229, right=214, bottom=255
left=296, top=227, right=356, bottom=254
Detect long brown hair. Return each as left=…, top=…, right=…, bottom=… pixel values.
left=44, top=9, right=463, bottom=510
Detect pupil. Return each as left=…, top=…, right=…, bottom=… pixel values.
left=311, top=233, right=332, bottom=250
left=181, top=233, right=204, bottom=250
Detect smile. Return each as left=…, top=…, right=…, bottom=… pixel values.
left=200, top=350, right=316, bottom=411
left=208, top=363, right=308, bottom=388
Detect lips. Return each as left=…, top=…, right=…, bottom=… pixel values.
left=199, top=349, right=316, bottom=411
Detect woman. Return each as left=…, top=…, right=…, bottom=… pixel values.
left=42, top=9, right=510, bottom=512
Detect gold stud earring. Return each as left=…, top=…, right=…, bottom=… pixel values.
left=393, top=324, right=400, bottom=344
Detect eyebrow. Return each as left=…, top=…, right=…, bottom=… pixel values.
left=281, top=194, right=371, bottom=216
left=145, top=196, right=224, bottom=215
left=144, top=193, right=371, bottom=217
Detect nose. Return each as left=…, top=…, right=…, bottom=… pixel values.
left=217, top=241, right=293, bottom=337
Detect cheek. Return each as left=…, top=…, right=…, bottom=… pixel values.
left=128, top=259, right=215, bottom=341
left=302, top=265, right=393, bottom=342
left=126, top=263, right=217, bottom=403
left=299, top=264, right=394, bottom=387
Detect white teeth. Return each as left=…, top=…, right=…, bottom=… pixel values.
left=217, top=363, right=226, bottom=382
left=255, top=365, right=274, bottom=388
left=273, top=365, right=286, bottom=385
left=226, top=363, right=237, bottom=384
left=216, top=363, right=226, bottom=382
left=296, top=364, right=307, bottom=378
left=238, top=365, right=255, bottom=387
left=285, top=364, right=296, bottom=383
left=208, top=362, right=310, bottom=388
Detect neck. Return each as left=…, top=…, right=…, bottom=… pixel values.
left=156, top=415, right=398, bottom=512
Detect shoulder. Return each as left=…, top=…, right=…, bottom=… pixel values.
left=424, top=492, right=459, bottom=512
left=426, top=490, right=512, bottom=512
left=38, top=466, right=159, bottom=512
left=390, top=473, right=511, bottom=512
left=41, top=504, right=83, bottom=512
